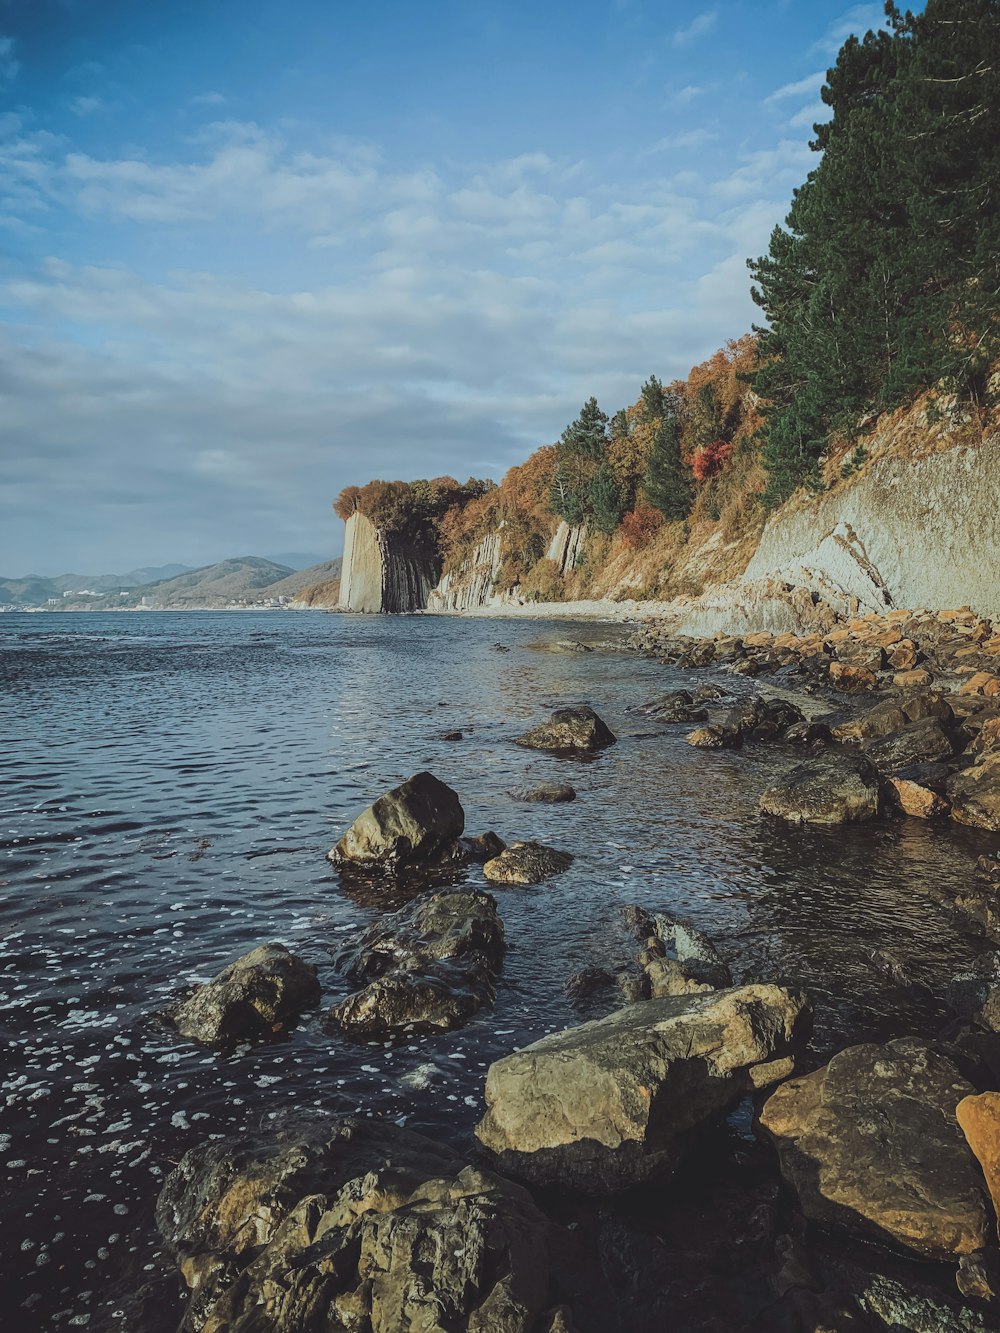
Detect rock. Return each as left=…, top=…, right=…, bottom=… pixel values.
left=565, top=966, right=616, bottom=1003
left=957, top=1251, right=1000, bottom=1307
left=758, top=1038, right=989, bottom=1260
left=862, top=718, right=957, bottom=773
left=475, top=984, right=810, bottom=1194
left=516, top=706, right=616, bottom=752
left=686, top=724, right=740, bottom=749
left=942, top=954, right=1000, bottom=1024
left=723, top=696, right=771, bottom=735
left=652, top=912, right=732, bottom=990
left=330, top=771, right=465, bottom=868
left=439, top=729, right=463, bottom=741
left=169, top=943, right=320, bottom=1045
left=972, top=716, right=1000, bottom=757
left=957, top=1093, right=1000, bottom=1241
left=894, top=668, right=934, bottom=688
left=887, top=776, right=950, bottom=818
left=483, top=841, right=573, bottom=885
left=509, top=782, right=577, bottom=803
left=157, top=1116, right=557, bottom=1333
left=461, top=831, right=507, bottom=862
left=948, top=755, right=1000, bottom=831
left=330, top=889, right=503, bottom=1037
left=901, top=688, right=954, bottom=723
left=692, top=683, right=728, bottom=703
left=759, top=753, right=880, bottom=824
left=978, top=853, right=1000, bottom=886
left=887, top=639, right=921, bottom=670
left=831, top=701, right=907, bottom=742
left=829, top=661, right=879, bottom=693
left=782, top=720, right=832, bottom=745
left=961, top=672, right=1000, bottom=697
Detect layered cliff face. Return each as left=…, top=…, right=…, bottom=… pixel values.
left=427, top=529, right=505, bottom=612
left=665, top=415, right=1000, bottom=636
left=337, top=512, right=441, bottom=614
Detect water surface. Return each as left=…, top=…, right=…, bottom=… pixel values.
left=0, top=610, right=994, bottom=1330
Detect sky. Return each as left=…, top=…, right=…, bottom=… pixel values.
left=0, top=0, right=894, bottom=576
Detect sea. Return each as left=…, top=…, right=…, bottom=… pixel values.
left=0, top=610, right=995, bottom=1330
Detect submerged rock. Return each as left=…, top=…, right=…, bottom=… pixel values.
left=329, top=770, right=465, bottom=868
left=330, top=888, right=503, bottom=1037
left=509, top=782, right=577, bottom=803
left=758, top=1038, right=989, bottom=1260
left=686, top=724, right=740, bottom=750
left=157, top=1115, right=559, bottom=1333
left=516, top=706, right=616, bottom=752
left=475, top=984, right=810, bottom=1194
left=759, top=753, right=880, bottom=824
left=483, top=841, right=573, bottom=885
left=168, top=943, right=320, bottom=1045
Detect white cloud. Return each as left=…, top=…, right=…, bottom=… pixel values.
left=70, top=96, right=105, bottom=117
left=672, top=9, right=718, bottom=47
left=809, top=3, right=886, bottom=57
left=0, top=35, right=19, bottom=81
left=788, top=101, right=827, bottom=130
left=669, top=84, right=706, bottom=107
left=645, top=127, right=718, bottom=154
left=765, top=70, right=826, bottom=104
left=190, top=90, right=227, bottom=106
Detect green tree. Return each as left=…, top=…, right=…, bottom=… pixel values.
left=588, top=462, right=627, bottom=534
left=559, top=396, right=610, bottom=459
left=644, top=413, right=692, bottom=521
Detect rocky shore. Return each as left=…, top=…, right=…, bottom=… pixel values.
left=151, top=612, right=1000, bottom=1332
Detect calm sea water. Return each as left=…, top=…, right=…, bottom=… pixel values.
left=1, top=610, right=995, bottom=1331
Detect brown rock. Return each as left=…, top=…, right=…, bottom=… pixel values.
left=888, top=777, right=949, bottom=819
left=948, top=754, right=1000, bottom=831
left=829, top=661, right=878, bottom=693
left=483, top=841, right=573, bottom=885
left=888, top=639, right=920, bottom=670
left=686, top=725, right=738, bottom=750
left=957, top=1093, right=1000, bottom=1240
left=961, top=672, right=1000, bottom=697
left=759, top=1038, right=989, bottom=1260
left=893, top=668, right=933, bottom=688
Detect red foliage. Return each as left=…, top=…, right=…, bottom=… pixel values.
left=619, top=503, right=664, bottom=550
left=692, top=440, right=734, bottom=484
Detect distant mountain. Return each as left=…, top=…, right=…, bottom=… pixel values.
left=0, top=564, right=195, bottom=605
left=1, top=556, right=341, bottom=610
left=262, top=559, right=342, bottom=600
left=127, top=557, right=294, bottom=608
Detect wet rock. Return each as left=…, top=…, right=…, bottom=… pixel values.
left=829, top=661, right=879, bottom=693
left=831, top=701, right=907, bottom=742
left=948, top=755, right=1000, bottom=831
left=475, top=984, right=810, bottom=1194
left=978, top=852, right=1000, bottom=886
left=169, top=943, right=320, bottom=1045
left=509, top=782, right=577, bottom=803
left=330, top=888, right=503, bottom=1037
left=652, top=912, right=732, bottom=990
left=758, top=1038, right=989, bottom=1260
left=483, top=841, right=573, bottom=885
left=887, top=776, right=950, bottom=818
left=957, top=1093, right=1000, bottom=1239
left=901, top=688, right=954, bottom=723
left=330, top=771, right=465, bottom=868
left=723, top=696, right=771, bottom=735
left=942, top=954, right=1000, bottom=1024
left=687, top=724, right=740, bottom=749
left=461, top=831, right=507, bottom=862
left=565, top=965, right=616, bottom=1003
left=957, top=1251, right=1000, bottom=1307
left=759, top=753, right=880, bottom=825
left=439, top=729, right=463, bottom=741
left=838, top=1264, right=997, bottom=1333
left=862, top=717, right=957, bottom=773
left=692, top=683, right=728, bottom=703
left=157, top=1115, right=557, bottom=1333
left=782, top=720, right=832, bottom=745
left=516, top=706, right=616, bottom=752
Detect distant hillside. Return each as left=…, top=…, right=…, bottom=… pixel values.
left=0, top=564, right=194, bottom=605
left=127, top=557, right=294, bottom=608
left=263, top=559, right=342, bottom=600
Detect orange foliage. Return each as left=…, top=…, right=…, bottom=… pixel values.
left=692, top=440, right=734, bottom=483
left=619, top=503, right=664, bottom=550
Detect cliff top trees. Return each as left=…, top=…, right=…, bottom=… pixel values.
left=550, top=397, right=628, bottom=533
left=750, top=0, right=1000, bottom=503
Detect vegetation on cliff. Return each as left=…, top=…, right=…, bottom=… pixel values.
left=334, top=1, right=999, bottom=605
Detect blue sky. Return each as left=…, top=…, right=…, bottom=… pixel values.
left=0, top=0, right=892, bottom=575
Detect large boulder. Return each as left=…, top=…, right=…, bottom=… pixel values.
left=516, top=706, right=616, bottom=752
left=475, top=984, right=810, bottom=1194
left=957, top=1093, right=1000, bottom=1241
left=168, top=943, right=320, bottom=1045
left=156, top=1116, right=560, bottom=1333
left=483, top=841, right=573, bottom=885
left=759, top=753, right=880, bottom=824
left=330, top=771, right=465, bottom=868
left=330, top=889, right=503, bottom=1038
left=862, top=717, right=957, bottom=773
left=948, top=754, right=1000, bottom=831
left=758, top=1038, right=989, bottom=1260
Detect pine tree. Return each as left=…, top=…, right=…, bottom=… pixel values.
left=559, top=397, right=609, bottom=460
left=644, top=414, right=692, bottom=521
left=588, top=462, right=627, bottom=534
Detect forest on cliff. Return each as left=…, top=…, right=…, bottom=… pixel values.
left=334, top=0, right=1000, bottom=604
